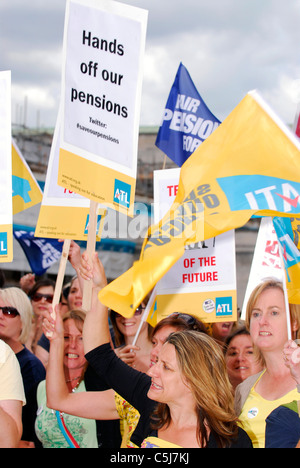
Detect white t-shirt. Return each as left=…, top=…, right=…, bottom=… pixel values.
left=0, top=340, right=26, bottom=405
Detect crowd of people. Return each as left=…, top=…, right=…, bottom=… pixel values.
left=0, top=240, right=300, bottom=449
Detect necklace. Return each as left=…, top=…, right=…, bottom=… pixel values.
left=66, top=376, right=82, bottom=393
left=66, top=376, right=81, bottom=383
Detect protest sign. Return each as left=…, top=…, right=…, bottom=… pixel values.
left=155, top=63, right=220, bottom=167
left=58, top=0, right=148, bottom=216
left=35, top=113, right=106, bottom=241
left=153, top=168, right=236, bottom=323
left=0, top=71, right=13, bottom=262
left=12, top=139, right=43, bottom=215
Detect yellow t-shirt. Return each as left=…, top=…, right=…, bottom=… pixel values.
left=114, top=392, right=140, bottom=448
left=239, top=371, right=299, bottom=448
left=0, top=340, right=26, bottom=405
left=141, top=437, right=181, bottom=448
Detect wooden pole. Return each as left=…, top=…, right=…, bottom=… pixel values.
left=46, top=238, right=71, bottom=337
left=162, top=154, right=167, bottom=170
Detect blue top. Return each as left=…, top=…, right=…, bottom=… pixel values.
left=265, top=401, right=300, bottom=448
left=16, top=345, right=46, bottom=396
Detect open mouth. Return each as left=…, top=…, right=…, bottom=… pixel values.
left=66, top=353, right=79, bottom=359
left=151, top=380, right=163, bottom=391
left=259, top=331, right=272, bottom=336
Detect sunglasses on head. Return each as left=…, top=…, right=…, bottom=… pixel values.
left=31, top=293, right=54, bottom=304
left=0, top=306, right=20, bottom=318
left=168, top=312, right=196, bottom=327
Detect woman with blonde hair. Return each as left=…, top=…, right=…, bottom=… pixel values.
left=235, top=279, right=300, bottom=448
left=0, top=287, right=46, bottom=446
left=0, top=287, right=33, bottom=347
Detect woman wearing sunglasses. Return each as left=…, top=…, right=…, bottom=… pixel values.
left=27, top=279, right=55, bottom=355
left=110, top=304, right=153, bottom=373
left=0, top=287, right=46, bottom=447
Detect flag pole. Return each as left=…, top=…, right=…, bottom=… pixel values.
left=275, top=229, right=292, bottom=341
left=132, top=287, right=157, bottom=347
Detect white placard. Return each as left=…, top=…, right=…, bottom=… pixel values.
left=60, top=0, right=148, bottom=176
left=153, top=169, right=236, bottom=320
left=0, top=71, right=12, bottom=225
left=0, top=71, right=13, bottom=262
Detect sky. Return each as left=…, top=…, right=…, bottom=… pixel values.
left=1, top=0, right=300, bottom=129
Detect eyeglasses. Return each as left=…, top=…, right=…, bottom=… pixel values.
left=31, top=293, right=54, bottom=304
left=135, top=305, right=145, bottom=315
left=0, top=306, right=20, bottom=318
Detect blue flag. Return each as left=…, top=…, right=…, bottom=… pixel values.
left=155, top=63, right=221, bottom=167
left=13, top=226, right=63, bottom=276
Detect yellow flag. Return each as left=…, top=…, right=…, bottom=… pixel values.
left=12, top=139, right=43, bottom=215
left=99, top=91, right=300, bottom=317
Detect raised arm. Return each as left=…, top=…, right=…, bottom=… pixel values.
left=80, top=252, right=152, bottom=413
left=44, top=306, right=118, bottom=421
left=283, top=340, right=300, bottom=387
left=80, top=252, right=111, bottom=354
left=67, top=240, right=84, bottom=293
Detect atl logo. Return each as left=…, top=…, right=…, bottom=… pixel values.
left=0, top=233, right=8, bottom=256
left=216, top=297, right=233, bottom=317
left=114, top=179, right=131, bottom=208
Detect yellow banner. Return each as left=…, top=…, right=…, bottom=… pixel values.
left=12, top=140, right=43, bottom=215
left=35, top=205, right=106, bottom=241
left=99, top=91, right=300, bottom=317
left=58, top=148, right=135, bottom=217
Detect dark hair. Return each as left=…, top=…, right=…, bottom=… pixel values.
left=224, top=326, right=250, bottom=351
left=28, top=278, right=55, bottom=299
left=110, top=309, right=153, bottom=347
left=0, top=269, right=6, bottom=288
